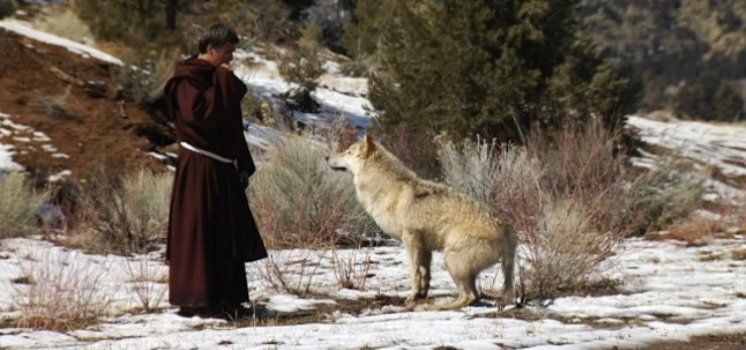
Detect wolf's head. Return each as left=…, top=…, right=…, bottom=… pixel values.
left=325, top=134, right=377, bottom=174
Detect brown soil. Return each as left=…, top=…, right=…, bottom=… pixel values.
left=0, top=27, right=171, bottom=183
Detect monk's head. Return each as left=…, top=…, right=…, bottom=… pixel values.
left=197, top=23, right=239, bottom=67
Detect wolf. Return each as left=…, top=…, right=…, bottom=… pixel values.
left=326, top=135, right=517, bottom=310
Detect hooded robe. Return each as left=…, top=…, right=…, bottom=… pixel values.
left=164, top=57, right=267, bottom=308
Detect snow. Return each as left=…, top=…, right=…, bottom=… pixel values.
left=627, top=115, right=746, bottom=203
left=0, top=19, right=123, bottom=65
left=0, top=143, right=23, bottom=173
left=1, top=235, right=744, bottom=349
left=233, top=50, right=373, bottom=131
left=0, top=112, right=24, bottom=173
left=47, top=169, right=71, bottom=182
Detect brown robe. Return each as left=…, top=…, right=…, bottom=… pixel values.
left=164, top=57, right=267, bottom=308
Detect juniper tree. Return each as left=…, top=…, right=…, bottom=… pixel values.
left=366, top=0, right=639, bottom=141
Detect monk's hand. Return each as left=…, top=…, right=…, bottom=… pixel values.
left=239, top=170, right=250, bottom=190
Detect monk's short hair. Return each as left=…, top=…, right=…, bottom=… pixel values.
left=198, top=24, right=239, bottom=53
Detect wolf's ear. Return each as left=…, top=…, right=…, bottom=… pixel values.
left=362, top=134, right=375, bottom=158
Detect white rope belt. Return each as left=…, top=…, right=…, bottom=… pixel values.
left=179, top=141, right=234, bottom=164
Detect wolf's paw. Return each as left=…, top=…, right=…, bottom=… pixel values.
left=498, top=289, right=515, bottom=310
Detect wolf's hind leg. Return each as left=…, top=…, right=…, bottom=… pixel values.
left=499, top=228, right=517, bottom=308
left=436, top=249, right=480, bottom=310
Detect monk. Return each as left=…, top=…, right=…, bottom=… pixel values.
left=164, top=23, right=267, bottom=318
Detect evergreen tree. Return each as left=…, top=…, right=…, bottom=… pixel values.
left=75, top=0, right=190, bottom=49
left=367, top=0, right=639, bottom=141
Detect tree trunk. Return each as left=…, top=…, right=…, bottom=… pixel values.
left=165, top=0, right=178, bottom=31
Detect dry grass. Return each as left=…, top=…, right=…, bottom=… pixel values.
left=331, top=246, right=372, bottom=290
left=12, top=252, right=112, bottom=331
left=0, top=172, right=49, bottom=238
left=732, top=248, right=746, bottom=261
left=32, top=7, right=95, bottom=46
left=248, top=135, right=376, bottom=248
left=660, top=217, right=725, bottom=247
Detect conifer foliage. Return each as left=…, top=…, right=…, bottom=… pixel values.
left=363, top=0, right=639, bottom=141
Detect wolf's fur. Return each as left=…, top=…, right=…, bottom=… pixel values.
left=327, top=135, right=517, bottom=309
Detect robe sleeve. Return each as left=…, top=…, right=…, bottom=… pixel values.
left=175, top=80, right=223, bottom=129
left=215, top=67, right=256, bottom=176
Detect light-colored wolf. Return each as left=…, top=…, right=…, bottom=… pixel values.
left=326, top=135, right=517, bottom=310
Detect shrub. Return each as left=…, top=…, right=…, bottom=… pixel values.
left=116, top=50, right=179, bottom=106
left=620, top=159, right=704, bottom=235
left=75, top=168, right=172, bottom=254
left=0, top=172, right=49, bottom=238
left=438, top=121, right=702, bottom=300
left=521, top=199, right=617, bottom=299
left=0, top=0, right=15, bottom=19
left=248, top=135, right=377, bottom=248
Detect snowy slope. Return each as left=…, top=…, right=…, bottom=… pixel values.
left=0, top=19, right=122, bottom=65
left=627, top=115, right=746, bottom=203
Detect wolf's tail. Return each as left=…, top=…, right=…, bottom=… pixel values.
left=501, top=226, right=517, bottom=299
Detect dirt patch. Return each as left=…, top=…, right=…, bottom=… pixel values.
left=195, top=294, right=408, bottom=329
left=0, top=28, right=169, bottom=181
left=643, top=333, right=746, bottom=350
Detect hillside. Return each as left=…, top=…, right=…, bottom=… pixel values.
left=0, top=20, right=168, bottom=183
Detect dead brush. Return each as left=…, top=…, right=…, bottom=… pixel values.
left=12, top=252, right=112, bottom=331
left=331, top=245, right=372, bottom=290
left=124, top=258, right=167, bottom=313
left=256, top=249, right=324, bottom=296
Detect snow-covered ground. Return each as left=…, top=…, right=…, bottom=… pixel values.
left=0, top=235, right=744, bottom=349
left=233, top=51, right=373, bottom=131
left=0, top=111, right=71, bottom=181
left=627, top=115, right=746, bottom=203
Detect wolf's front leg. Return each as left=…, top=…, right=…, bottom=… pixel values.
left=402, top=231, right=431, bottom=309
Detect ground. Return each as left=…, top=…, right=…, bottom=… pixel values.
left=0, top=21, right=168, bottom=183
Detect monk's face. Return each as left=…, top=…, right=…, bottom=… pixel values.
left=205, top=42, right=236, bottom=66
